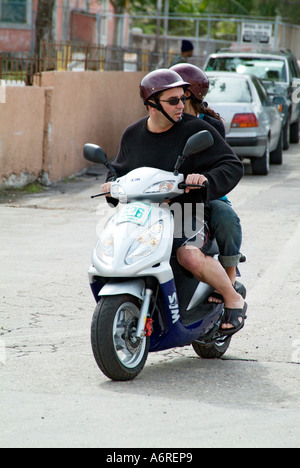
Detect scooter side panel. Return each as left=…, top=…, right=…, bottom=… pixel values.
left=149, top=279, right=224, bottom=352
left=149, top=278, right=189, bottom=352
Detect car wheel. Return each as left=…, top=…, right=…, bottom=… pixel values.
left=283, top=117, right=290, bottom=150
left=290, top=119, right=300, bottom=144
left=270, top=131, right=283, bottom=165
left=251, top=139, right=270, bottom=176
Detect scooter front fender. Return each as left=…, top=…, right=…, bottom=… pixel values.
left=98, top=279, right=145, bottom=301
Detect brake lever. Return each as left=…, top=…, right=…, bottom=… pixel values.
left=91, top=192, right=110, bottom=199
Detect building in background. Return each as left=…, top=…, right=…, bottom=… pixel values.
left=0, top=0, right=121, bottom=53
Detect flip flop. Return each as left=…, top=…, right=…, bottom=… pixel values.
left=220, top=302, right=248, bottom=337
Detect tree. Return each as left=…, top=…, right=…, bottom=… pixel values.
left=130, top=0, right=300, bottom=24
left=278, top=0, right=300, bottom=24
left=35, top=0, right=56, bottom=55
left=109, top=0, right=130, bottom=46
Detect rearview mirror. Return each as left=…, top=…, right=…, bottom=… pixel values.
left=174, top=130, right=214, bottom=175
left=83, top=144, right=117, bottom=178
left=292, top=78, right=300, bottom=88
left=182, top=130, right=214, bottom=158
left=83, top=144, right=108, bottom=165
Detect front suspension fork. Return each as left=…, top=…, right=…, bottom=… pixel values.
left=135, top=289, right=153, bottom=339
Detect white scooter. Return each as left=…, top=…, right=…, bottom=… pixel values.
left=84, top=130, right=246, bottom=381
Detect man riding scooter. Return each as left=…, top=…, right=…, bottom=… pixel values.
left=171, top=63, right=244, bottom=306
left=101, top=68, right=247, bottom=336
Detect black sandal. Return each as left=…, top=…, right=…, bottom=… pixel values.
left=220, top=303, right=248, bottom=337
left=208, top=281, right=247, bottom=304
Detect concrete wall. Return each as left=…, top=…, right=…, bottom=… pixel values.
left=0, top=86, right=45, bottom=187
left=278, top=24, right=300, bottom=60
left=0, top=71, right=147, bottom=188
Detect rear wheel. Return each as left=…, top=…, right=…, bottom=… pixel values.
left=192, top=336, right=231, bottom=359
left=91, top=295, right=150, bottom=381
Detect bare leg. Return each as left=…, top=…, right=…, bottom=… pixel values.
left=177, top=246, right=244, bottom=330
left=208, top=266, right=237, bottom=304
left=226, top=266, right=237, bottom=285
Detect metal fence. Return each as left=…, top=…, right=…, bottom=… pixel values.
left=1, top=24, right=300, bottom=85
left=0, top=42, right=205, bottom=85
left=39, top=41, right=201, bottom=72
left=0, top=52, right=42, bottom=86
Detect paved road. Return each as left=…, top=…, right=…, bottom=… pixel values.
left=0, top=146, right=300, bottom=448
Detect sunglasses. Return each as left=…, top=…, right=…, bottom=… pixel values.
left=159, top=96, right=187, bottom=106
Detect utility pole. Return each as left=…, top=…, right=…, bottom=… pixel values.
left=35, top=0, right=55, bottom=55
left=154, top=0, right=162, bottom=58
left=163, top=0, right=169, bottom=63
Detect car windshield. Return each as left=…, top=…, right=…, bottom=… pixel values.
left=206, top=57, right=287, bottom=83
left=206, top=76, right=252, bottom=103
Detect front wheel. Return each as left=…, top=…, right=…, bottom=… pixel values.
left=91, top=295, right=150, bottom=381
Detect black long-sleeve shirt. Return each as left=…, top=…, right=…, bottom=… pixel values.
left=201, top=114, right=226, bottom=140
left=106, top=113, right=243, bottom=207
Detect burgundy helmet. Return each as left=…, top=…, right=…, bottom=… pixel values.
left=140, top=69, right=189, bottom=104
left=170, top=63, right=209, bottom=101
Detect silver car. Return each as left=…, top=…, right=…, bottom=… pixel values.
left=204, top=50, right=300, bottom=149
left=205, top=72, right=284, bottom=175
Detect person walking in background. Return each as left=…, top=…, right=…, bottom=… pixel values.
left=170, top=40, right=194, bottom=66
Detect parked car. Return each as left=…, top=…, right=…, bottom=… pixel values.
left=204, top=49, right=300, bottom=149
left=205, top=72, right=284, bottom=175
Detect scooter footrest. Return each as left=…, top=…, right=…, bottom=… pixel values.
left=181, top=303, right=216, bottom=326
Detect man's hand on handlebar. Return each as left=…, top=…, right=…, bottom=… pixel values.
left=184, top=174, right=208, bottom=194
left=100, top=182, right=112, bottom=197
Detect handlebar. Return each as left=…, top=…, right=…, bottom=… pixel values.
left=91, top=181, right=209, bottom=199
left=178, top=181, right=209, bottom=190
left=91, top=192, right=110, bottom=199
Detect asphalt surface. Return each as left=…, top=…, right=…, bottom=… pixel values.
left=0, top=146, right=300, bottom=448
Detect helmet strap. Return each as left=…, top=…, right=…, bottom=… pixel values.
left=146, top=99, right=178, bottom=125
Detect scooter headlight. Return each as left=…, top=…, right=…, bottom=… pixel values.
left=125, top=221, right=164, bottom=265
left=144, top=181, right=175, bottom=194
left=96, top=219, right=115, bottom=264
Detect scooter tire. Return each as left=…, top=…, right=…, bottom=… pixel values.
left=91, top=294, right=150, bottom=381
left=192, top=337, right=231, bottom=359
